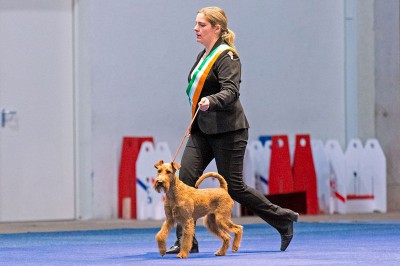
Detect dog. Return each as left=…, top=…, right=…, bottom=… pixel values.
left=153, top=160, right=243, bottom=258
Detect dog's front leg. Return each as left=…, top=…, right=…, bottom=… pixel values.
left=177, top=218, right=195, bottom=259
left=156, top=218, right=174, bottom=256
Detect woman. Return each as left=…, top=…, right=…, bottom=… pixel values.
left=166, top=6, right=299, bottom=254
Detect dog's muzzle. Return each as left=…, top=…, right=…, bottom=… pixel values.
left=154, top=179, right=165, bottom=193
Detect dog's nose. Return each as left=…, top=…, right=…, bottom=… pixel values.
left=157, top=180, right=163, bottom=186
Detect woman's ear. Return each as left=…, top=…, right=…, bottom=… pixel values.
left=214, top=24, right=221, bottom=35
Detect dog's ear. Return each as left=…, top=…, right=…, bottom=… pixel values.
left=154, top=160, right=164, bottom=169
left=171, top=162, right=181, bottom=171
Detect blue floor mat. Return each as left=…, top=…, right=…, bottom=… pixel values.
left=1, top=222, right=400, bottom=265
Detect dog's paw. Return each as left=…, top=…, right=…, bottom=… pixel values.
left=214, top=250, right=227, bottom=256
left=232, top=243, right=240, bottom=252
left=159, top=247, right=166, bottom=256
left=177, top=252, right=188, bottom=259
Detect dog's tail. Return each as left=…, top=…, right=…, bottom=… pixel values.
left=195, top=172, right=228, bottom=191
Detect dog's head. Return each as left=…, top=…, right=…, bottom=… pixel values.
left=153, top=160, right=181, bottom=193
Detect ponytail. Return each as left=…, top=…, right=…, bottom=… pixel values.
left=222, top=28, right=236, bottom=50
left=221, top=29, right=235, bottom=49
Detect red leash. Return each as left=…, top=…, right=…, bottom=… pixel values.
left=171, top=106, right=201, bottom=163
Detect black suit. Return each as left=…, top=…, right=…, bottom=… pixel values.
left=189, top=38, right=249, bottom=134
left=179, top=38, right=297, bottom=238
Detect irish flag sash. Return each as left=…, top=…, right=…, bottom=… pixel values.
left=186, top=44, right=236, bottom=117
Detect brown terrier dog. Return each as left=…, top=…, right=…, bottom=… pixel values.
left=153, top=160, right=243, bottom=258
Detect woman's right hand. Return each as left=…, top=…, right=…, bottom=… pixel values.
left=198, top=97, right=210, bottom=111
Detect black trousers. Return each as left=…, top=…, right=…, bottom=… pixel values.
left=178, top=128, right=297, bottom=235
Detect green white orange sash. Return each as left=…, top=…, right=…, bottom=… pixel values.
left=186, top=44, right=236, bottom=117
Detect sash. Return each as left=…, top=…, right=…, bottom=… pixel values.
left=186, top=44, right=236, bottom=117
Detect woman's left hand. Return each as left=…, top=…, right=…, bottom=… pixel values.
left=198, top=97, right=210, bottom=111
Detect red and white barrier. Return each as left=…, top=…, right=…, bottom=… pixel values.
left=324, top=140, right=347, bottom=214
left=345, top=139, right=374, bottom=213
left=292, top=135, right=319, bottom=214
left=322, top=138, right=387, bottom=214
left=136, top=142, right=158, bottom=220
left=269, top=135, right=294, bottom=194
left=247, top=141, right=269, bottom=194
left=362, top=139, right=386, bottom=212
left=311, top=140, right=331, bottom=214
left=119, top=135, right=386, bottom=218
left=344, top=138, right=387, bottom=213
left=152, top=142, right=172, bottom=219
left=135, top=141, right=173, bottom=220
left=118, top=136, right=153, bottom=219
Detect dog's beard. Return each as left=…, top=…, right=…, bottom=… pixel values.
left=154, top=180, right=169, bottom=193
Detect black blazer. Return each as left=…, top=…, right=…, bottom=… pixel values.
left=188, top=38, right=250, bottom=135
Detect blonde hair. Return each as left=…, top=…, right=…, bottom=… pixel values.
left=198, top=6, right=236, bottom=50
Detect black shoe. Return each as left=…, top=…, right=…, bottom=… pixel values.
left=165, top=244, right=180, bottom=254
left=280, top=213, right=298, bottom=251
left=165, top=241, right=199, bottom=254
left=280, top=222, right=293, bottom=251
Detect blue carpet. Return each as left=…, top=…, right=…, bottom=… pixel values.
left=1, top=222, right=400, bottom=265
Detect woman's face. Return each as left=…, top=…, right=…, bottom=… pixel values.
left=194, top=12, right=220, bottom=48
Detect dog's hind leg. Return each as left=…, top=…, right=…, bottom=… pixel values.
left=177, top=218, right=195, bottom=259
left=222, top=219, right=243, bottom=252
left=204, top=213, right=231, bottom=256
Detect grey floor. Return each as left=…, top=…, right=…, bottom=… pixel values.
left=1, top=212, right=400, bottom=234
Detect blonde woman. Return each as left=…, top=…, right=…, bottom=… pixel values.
left=166, top=6, right=299, bottom=254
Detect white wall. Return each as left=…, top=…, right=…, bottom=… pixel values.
left=76, top=0, right=345, bottom=219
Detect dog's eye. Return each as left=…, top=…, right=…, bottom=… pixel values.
left=166, top=170, right=171, bottom=174
left=157, top=169, right=161, bottom=173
